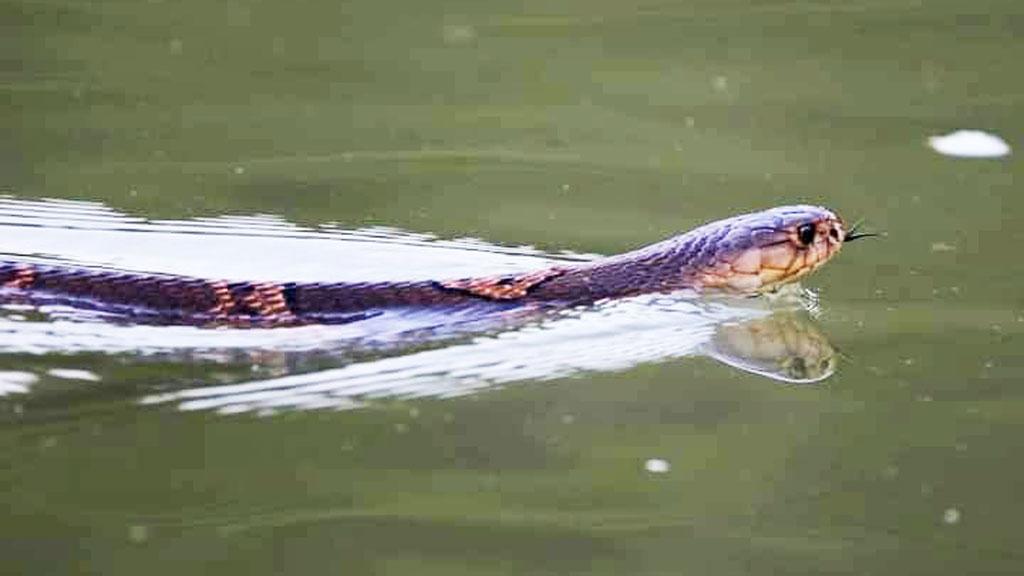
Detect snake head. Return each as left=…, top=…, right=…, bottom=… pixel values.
left=689, top=205, right=847, bottom=294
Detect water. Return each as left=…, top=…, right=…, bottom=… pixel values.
left=4, top=0, right=1023, bottom=574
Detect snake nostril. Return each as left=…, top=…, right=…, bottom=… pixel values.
left=829, top=228, right=839, bottom=240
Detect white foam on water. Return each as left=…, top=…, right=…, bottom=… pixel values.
left=0, top=371, right=39, bottom=395
left=644, top=458, right=671, bottom=474
left=927, top=130, right=1011, bottom=158
left=45, top=368, right=102, bottom=382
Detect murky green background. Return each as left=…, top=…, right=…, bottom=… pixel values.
left=4, top=0, right=1022, bottom=574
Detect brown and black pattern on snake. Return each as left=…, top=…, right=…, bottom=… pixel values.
left=0, top=205, right=854, bottom=327
left=2, top=264, right=36, bottom=290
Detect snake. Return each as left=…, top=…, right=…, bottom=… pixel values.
left=1, top=205, right=869, bottom=326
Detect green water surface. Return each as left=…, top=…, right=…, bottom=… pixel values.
left=4, top=1, right=1023, bottom=574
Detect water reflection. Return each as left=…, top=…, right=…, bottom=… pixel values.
left=140, top=307, right=834, bottom=414
left=1, top=197, right=837, bottom=412
left=706, top=313, right=836, bottom=384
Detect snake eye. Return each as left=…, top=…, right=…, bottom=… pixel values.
left=796, top=223, right=816, bottom=246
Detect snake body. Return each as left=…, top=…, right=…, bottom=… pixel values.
left=1, top=205, right=848, bottom=326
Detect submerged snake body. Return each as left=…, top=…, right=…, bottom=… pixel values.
left=1, top=205, right=848, bottom=326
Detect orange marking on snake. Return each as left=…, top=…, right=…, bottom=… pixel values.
left=241, top=291, right=266, bottom=315
left=207, top=281, right=236, bottom=317
left=238, top=283, right=295, bottom=323
left=3, top=266, right=37, bottom=290
left=441, top=268, right=565, bottom=300
left=257, top=284, right=291, bottom=316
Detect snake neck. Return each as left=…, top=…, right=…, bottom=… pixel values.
left=528, top=236, right=701, bottom=302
